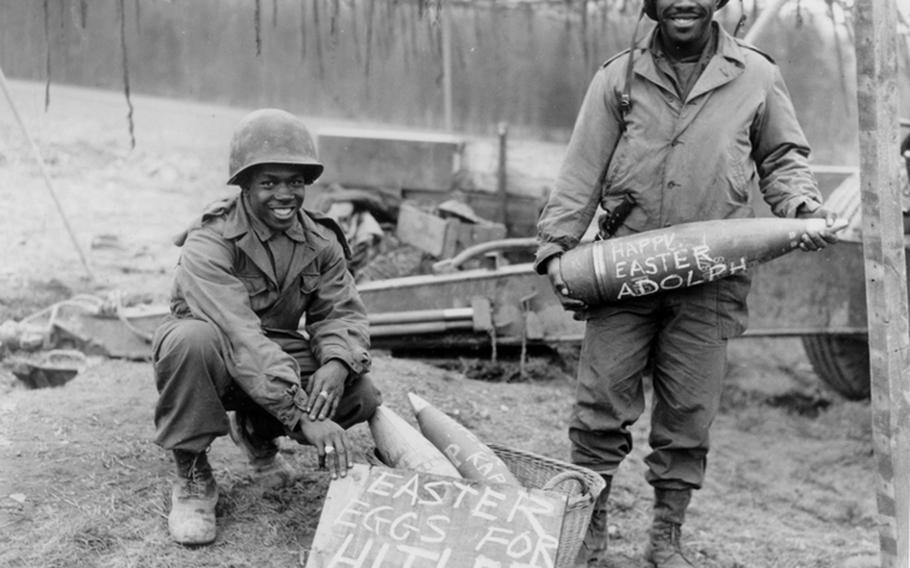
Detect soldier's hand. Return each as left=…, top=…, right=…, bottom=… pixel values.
left=289, top=417, right=352, bottom=479
left=306, top=360, right=348, bottom=421
left=796, top=205, right=840, bottom=251
left=545, top=256, right=588, bottom=314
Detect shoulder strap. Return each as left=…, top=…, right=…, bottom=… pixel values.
left=173, top=196, right=237, bottom=247
left=601, top=47, right=631, bottom=69
left=616, top=10, right=647, bottom=132
left=304, top=209, right=353, bottom=261
left=734, top=39, right=775, bottom=64
left=200, top=197, right=238, bottom=224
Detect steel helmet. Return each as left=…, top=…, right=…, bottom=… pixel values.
left=643, top=0, right=729, bottom=20
left=437, top=199, right=484, bottom=224
left=227, top=108, right=324, bottom=186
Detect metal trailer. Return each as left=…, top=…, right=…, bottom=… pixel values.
left=358, top=124, right=910, bottom=401
left=70, top=124, right=903, bottom=400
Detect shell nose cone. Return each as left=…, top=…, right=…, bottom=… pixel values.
left=407, top=392, right=430, bottom=414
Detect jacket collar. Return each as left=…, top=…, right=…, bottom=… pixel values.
left=224, top=193, right=307, bottom=243
left=222, top=194, right=324, bottom=289
left=635, top=22, right=746, bottom=102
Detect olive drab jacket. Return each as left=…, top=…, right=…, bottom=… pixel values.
left=168, top=195, right=371, bottom=431
left=536, top=23, right=824, bottom=272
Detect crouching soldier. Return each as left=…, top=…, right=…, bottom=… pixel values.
left=152, top=108, right=381, bottom=545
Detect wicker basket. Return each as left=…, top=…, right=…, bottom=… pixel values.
left=488, top=443, right=606, bottom=568
left=365, top=443, right=605, bottom=567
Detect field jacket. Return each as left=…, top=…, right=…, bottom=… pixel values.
left=168, top=195, right=371, bottom=431
left=536, top=23, right=823, bottom=272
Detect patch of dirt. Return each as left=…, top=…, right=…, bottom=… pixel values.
left=0, top=81, right=880, bottom=567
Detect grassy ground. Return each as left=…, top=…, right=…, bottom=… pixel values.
left=0, top=345, right=879, bottom=568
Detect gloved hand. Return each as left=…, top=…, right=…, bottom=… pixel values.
left=288, top=417, right=352, bottom=479
left=545, top=255, right=588, bottom=316
left=796, top=204, right=840, bottom=251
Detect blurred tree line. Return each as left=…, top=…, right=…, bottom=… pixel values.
left=0, top=0, right=907, bottom=164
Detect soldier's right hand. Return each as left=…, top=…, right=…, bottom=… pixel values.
left=289, top=417, right=352, bottom=479
left=545, top=256, right=588, bottom=314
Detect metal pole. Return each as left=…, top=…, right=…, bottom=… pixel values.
left=497, top=122, right=509, bottom=228
left=368, top=308, right=474, bottom=326
left=0, top=67, right=95, bottom=281
left=440, top=2, right=454, bottom=131
left=369, top=320, right=475, bottom=337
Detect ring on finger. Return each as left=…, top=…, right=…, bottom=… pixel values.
left=324, top=444, right=335, bottom=454
left=318, top=390, right=329, bottom=398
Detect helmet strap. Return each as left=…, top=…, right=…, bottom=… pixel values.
left=618, top=8, right=646, bottom=132
left=732, top=0, right=747, bottom=37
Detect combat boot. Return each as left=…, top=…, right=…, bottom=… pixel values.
left=574, top=475, right=612, bottom=566
left=169, top=449, right=218, bottom=545
left=227, top=410, right=296, bottom=489
left=644, top=488, right=694, bottom=568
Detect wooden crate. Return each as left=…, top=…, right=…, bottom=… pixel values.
left=395, top=203, right=506, bottom=259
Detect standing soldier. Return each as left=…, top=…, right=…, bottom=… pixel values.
left=153, top=108, right=381, bottom=545
left=535, top=0, right=839, bottom=566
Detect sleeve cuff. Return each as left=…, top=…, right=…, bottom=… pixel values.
left=534, top=244, right=565, bottom=275
left=320, top=347, right=372, bottom=376
left=791, top=199, right=821, bottom=218
left=276, top=384, right=309, bottom=431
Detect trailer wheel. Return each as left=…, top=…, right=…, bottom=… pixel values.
left=801, top=334, right=870, bottom=401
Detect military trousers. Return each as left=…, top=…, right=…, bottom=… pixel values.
left=152, top=317, right=381, bottom=453
left=569, top=276, right=748, bottom=490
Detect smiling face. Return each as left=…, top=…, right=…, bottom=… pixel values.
left=242, top=164, right=309, bottom=231
left=654, top=0, right=718, bottom=56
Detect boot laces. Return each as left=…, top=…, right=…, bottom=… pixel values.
left=666, top=523, right=681, bottom=546
left=656, top=523, right=694, bottom=566
left=181, top=452, right=213, bottom=498
left=590, top=503, right=608, bottom=527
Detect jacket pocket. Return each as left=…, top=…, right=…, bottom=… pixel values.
left=299, top=271, right=320, bottom=295
left=237, top=273, right=269, bottom=297
left=725, top=145, right=751, bottom=201
left=716, top=273, right=751, bottom=339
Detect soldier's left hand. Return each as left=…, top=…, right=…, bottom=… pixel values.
left=797, top=205, right=840, bottom=251
left=289, top=417, right=352, bottom=479
left=306, top=360, right=348, bottom=421
left=545, top=255, right=588, bottom=314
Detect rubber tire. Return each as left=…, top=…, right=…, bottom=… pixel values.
left=801, top=334, right=870, bottom=401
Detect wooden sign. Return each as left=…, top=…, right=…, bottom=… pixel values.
left=306, top=464, right=567, bottom=568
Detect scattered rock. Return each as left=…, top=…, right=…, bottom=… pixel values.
left=441, top=371, right=463, bottom=382
left=0, top=367, right=21, bottom=395
left=90, top=234, right=125, bottom=250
